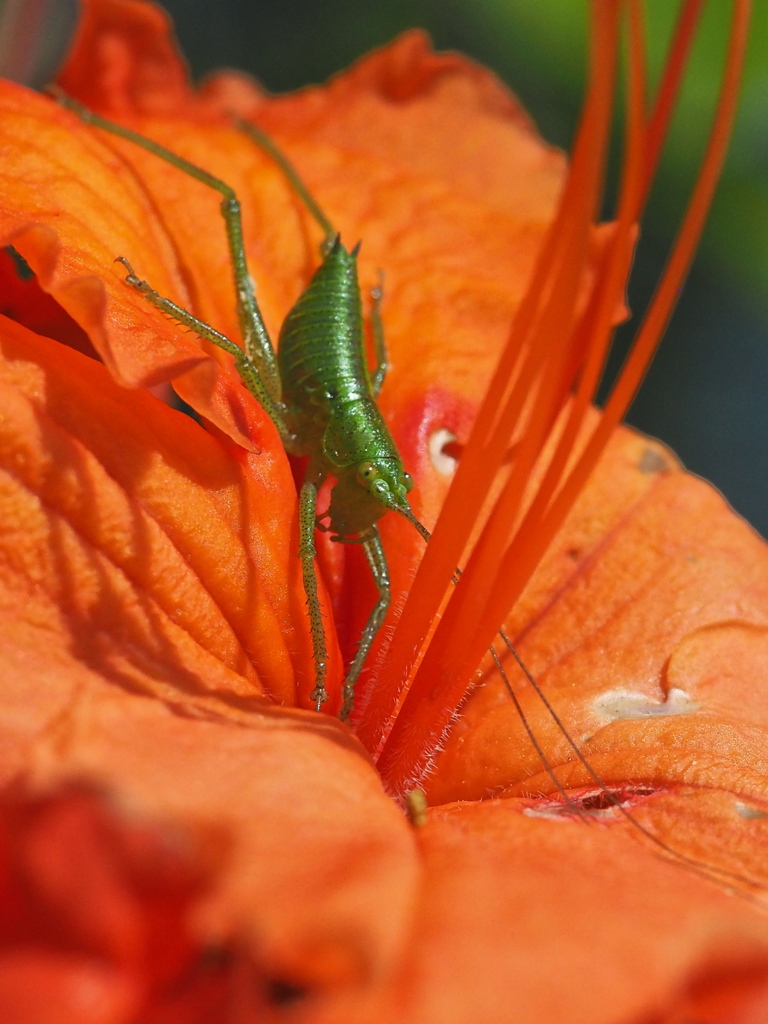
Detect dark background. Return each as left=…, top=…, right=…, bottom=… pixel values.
left=3, top=0, right=767, bottom=536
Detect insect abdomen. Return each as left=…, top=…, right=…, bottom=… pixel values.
left=278, top=238, right=369, bottom=434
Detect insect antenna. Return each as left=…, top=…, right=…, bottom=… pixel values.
left=489, top=645, right=589, bottom=821
left=238, top=121, right=336, bottom=246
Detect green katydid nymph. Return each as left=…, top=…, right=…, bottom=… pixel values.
left=55, top=90, right=430, bottom=721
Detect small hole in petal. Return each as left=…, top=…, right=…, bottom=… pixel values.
left=577, top=785, right=656, bottom=812
left=429, top=428, right=462, bottom=476
left=524, top=785, right=659, bottom=821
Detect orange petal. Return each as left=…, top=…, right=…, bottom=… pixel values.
left=0, top=654, right=416, bottom=1020
left=0, top=82, right=193, bottom=382
left=0, top=785, right=220, bottom=1022
left=0, top=246, right=96, bottom=356
left=206, top=29, right=566, bottom=219
left=55, top=0, right=194, bottom=116
left=384, top=797, right=768, bottom=1024
left=0, top=315, right=333, bottom=708
left=0, top=81, right=278, bottom=452
left=427, top=422, right=768, bottom=808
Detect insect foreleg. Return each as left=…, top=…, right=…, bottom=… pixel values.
left=340, top=528, right=390, bottom=722
left=369, top=271, right=388, bottom=398
left=299, top=471, right=330, bottom=710
left=115, top=259, right=291, bottom=442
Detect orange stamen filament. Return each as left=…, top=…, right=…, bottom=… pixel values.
left=365, top=0, right=750, bottom=797
left=362, top=0, right=622, bottom=760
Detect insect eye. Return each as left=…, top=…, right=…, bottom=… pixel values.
left=356, top=462, right=378, bottom=487
left=402, top=472, right=414, bottom=493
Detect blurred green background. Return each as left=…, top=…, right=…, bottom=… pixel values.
left=2, top=0, right=767, bottom=536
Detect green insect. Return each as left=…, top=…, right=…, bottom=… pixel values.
left=57, top=92, right=429, bottom=720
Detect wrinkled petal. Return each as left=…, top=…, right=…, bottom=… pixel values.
left=386, top=798, right=768, bottom=1024
left=0, top=246, right=95, bottom=355
left=428, top=423, right=768, bottom=814
left=0, top=785, right=219, bottom=1023
left=202, top=29, right=565, bottom=219
left=0, top=314, right=336, bottom=708
left=0, top=3, right=767, bottom=1022
left=56, top=0, right=194, bottom=116
left=0, top=683, right=418, bottom=1021
left=0, top=82, right=195, bottom=386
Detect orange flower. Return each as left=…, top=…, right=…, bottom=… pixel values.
left=0, top=1, right=767, bottom=1022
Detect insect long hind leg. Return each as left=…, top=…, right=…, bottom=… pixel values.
left=53, top=89, right=281, bottom=404
left=299, top=474, right=330, bottom=710
left=340, top=528, right=390, bottom=722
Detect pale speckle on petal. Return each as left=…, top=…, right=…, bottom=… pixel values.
left=734, top=800, right=768, bottom=820
left=593, top=687, right=699, bottom=723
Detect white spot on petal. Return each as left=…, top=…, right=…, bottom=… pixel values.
left=429, top=429, right=458, bottom=477
left=523, top=806, right=571, bottom=822
left=593, top=686, right=699, bottom=723
left=734, top=801, right=768, bottom=820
